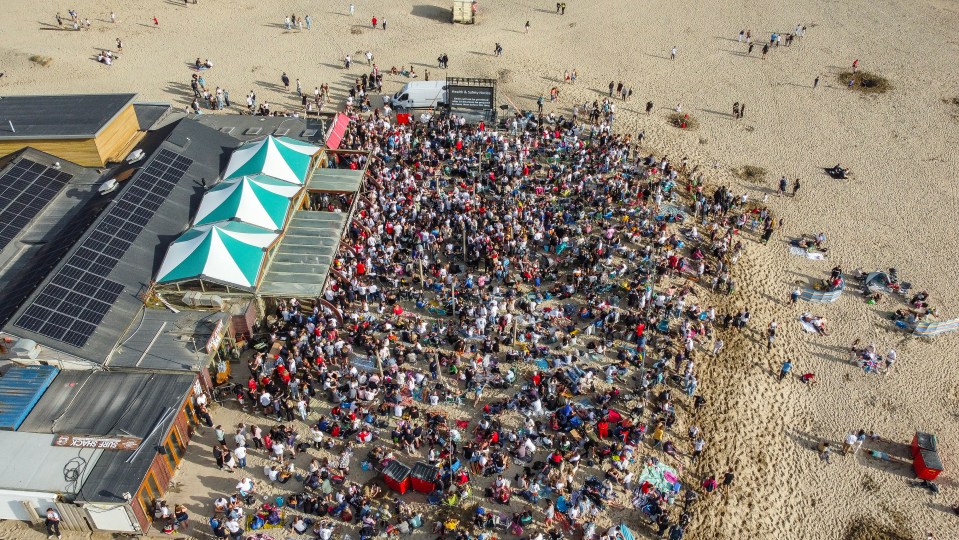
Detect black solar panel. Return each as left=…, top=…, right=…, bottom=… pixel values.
left=14, top=149, right=193, bottom=348
left=0, top=159, right=73, bottom=251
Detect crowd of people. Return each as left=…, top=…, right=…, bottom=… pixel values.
left=194, top=102, right=773, bottom=540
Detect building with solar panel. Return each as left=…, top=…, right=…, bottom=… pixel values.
left=0, top=105, right=367, bottom=533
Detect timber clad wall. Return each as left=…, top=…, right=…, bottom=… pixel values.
left=0, top=104, right=142, bottom=167
left=0, top=138, right=101, bottom=167
left=94, top=105, right=142, bottom=164
left=133, top=405, right=193, bottom=531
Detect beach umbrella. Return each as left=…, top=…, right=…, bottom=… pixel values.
left=194, top=175, right=301, bottom=231
left=156, top=221, right=278, bottom=289
left=223, top=135, right=320, bottom=185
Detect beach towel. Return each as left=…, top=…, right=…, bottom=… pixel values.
left=534, top=358, right=550, bottom=370
left=789, top=246, right=825, bottom=260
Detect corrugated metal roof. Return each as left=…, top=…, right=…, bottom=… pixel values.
left=0, top=365, right=59, bottom=430
left=307, top=167, right=364, bottom=193
left=0, top=431, right=102, bottom=494
left=108, top=308, right=228, bottom=371
left=258, top=210, right=345, bottom=297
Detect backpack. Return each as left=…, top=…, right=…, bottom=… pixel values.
left=250, top=516, right=265, bottom=530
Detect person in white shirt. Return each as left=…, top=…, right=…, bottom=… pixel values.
left=234, top=445, right=247, bottom=469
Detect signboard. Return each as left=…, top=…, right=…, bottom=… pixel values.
left=205, top=319, right=224, bottom=353
left=52, top=435, right=143, bottom=451
left=448, top=85, right=494, bottom=110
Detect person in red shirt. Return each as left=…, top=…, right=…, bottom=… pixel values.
left=597, top=420, right=609, bottom=439
left=371, top=16, right=377, bottom=28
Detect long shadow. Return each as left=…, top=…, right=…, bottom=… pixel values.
left=782, top=82, right=811, bottom=89
left=722, top=49, right=749, bottom=58
left=926, top=501, right=958, bottom=515
left=410, top=4, right=451, bottom=22
left=38, top=21, right=63, bottom=29
left=713, top=36, right=741, bottom=43
left=645, top=53, right=672, bottom=61
left=700, top=109, right=734, bottom=118
left=533, top=8, right=556, bottom=14
left=470, top=51, right=491, bottom=56
left=263, top=22, right=289, bottom=29
left=163, top=82, right=194, bottom=100
left=501, top=28, right=525, bottom=34
left=163, top=0, right=189, bottom=6
left=256, top=80, right=288, bottom=91
left=856, top=440, right=914, bottom=479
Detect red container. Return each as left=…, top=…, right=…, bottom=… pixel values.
left=383, top=461, right=411, bottom=494
left=411, top=462, right=440, bottom=493
left=913, top=449, right=943, bottom=481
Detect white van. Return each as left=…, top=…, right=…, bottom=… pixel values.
left=391, top=81, right=447, bottom=109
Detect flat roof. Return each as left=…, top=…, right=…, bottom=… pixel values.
left=0, top=365, right=59, bottom=431
left=258, top=210, right=345, bottom=297
left=18, top=370, right=196, bottom=503
left=307, top=167, right=364, bottom=193
left=0, top=431, right=103, bottom=494
left=0, top=119, right=240, bottom=364
left=0, top=94, right=137, bottom=140
left=194, top=114, right=328, bottom=144
left=108, top=308, right=229, bottom=371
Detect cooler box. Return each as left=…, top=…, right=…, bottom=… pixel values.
left=411, top=462, right=440, bottom=493
left=383, top=461, right=411, bottom=494
left=911, top=432, right=937, bottom=459
left=913, top=449, right=943, bottom=481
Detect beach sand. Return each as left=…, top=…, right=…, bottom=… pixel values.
left=3, top=0, right=959, bottom=539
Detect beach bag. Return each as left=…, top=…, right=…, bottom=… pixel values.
left=266, top=510, right=282, bottom=525
left=250, top=516, right=265, bottom=530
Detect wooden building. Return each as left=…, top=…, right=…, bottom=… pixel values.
left=0, top=94, right=143, bottom=167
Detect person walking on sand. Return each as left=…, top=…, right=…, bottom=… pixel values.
left=110, top=11, right=117, bottom=23
left=852, top=59, right=860, bottom=72
left=761, top=44, right=769, bottom=58
left=767, top=320, right=778, bottom=350
left=778, top=175, right=788, bottom=196
left=670, top=46, right=677, bottom=60
left=349, top=3, right=355, bottom=16
left=371, top=16, right=377, bottom=28
left=732, top=102, right=740, bottom=119
left=281, top=72, right=290, bottom=89
left=646, top=101, right=654, bottom=115
left=779, top=359, right=792, bottom=381
left=790, top=287, right=801, bottom=304
left=740, top=102, right=746, bottom=118
left=382, top=19, right=387, bottom=30
left=721, top=468, right=735, bottom=495
left=153, top=16, right=159, bottom=27
left=608, top=81, right=614, bottom=97
left=525, top=20, right=530, bottom=33
left=792, top=178, right=801, bottom=197
left=813, top=75, right=820, bottom=89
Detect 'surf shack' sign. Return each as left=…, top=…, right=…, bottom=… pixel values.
left=52, top=435, right=143, bottom=451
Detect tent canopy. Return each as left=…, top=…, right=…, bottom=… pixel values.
left=223, top=135, right=320, bottom=185
left=156, top=221, right=278, bottom=289
left=194, top=175, right=302, bottom=231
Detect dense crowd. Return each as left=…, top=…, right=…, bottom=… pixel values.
left=198, top=105, right=770, bottom=540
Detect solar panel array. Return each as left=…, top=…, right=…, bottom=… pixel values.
left=0, top=159, right=73, bottom=251
left=15, top=149, right=193, bottom=348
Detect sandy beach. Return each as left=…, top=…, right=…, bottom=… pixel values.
left=3, top=1, right=959, bottom=539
